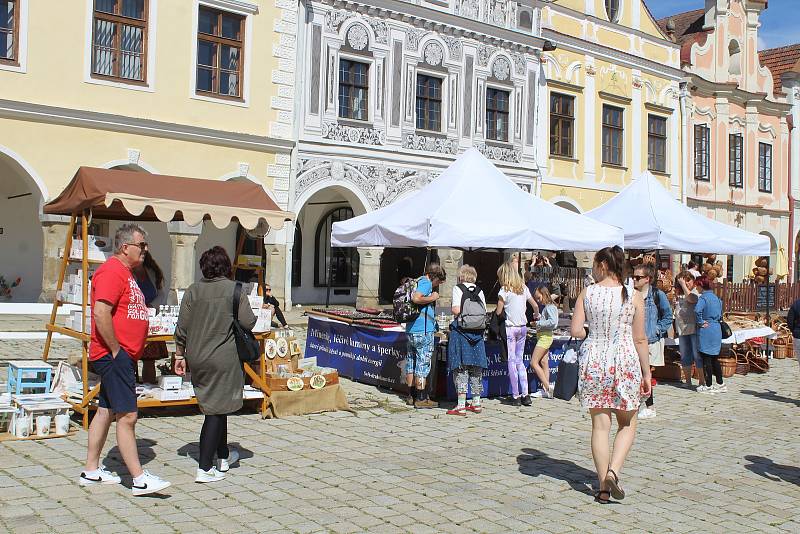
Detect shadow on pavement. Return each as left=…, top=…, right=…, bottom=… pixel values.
left=103, top=438, right=157, bottom=473
left=176, top=441, right=254, bottom=467
left=740, top=389, right=800, bottom=407
left=517, top=448, right=595, bottom=496
left=744, top=455, right=800, bottom=487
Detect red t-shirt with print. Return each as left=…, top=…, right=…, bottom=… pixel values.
left=89, top=256, right=149, bottom=361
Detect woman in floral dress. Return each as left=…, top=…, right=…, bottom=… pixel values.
left=570, top=246, right=651, bottom=503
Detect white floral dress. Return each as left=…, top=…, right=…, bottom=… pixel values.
left=579, top=284, right=642, bottom=411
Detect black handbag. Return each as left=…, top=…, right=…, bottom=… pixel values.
left=553, top=339, right=580, bottom=401
left=232, top=282, right=260, bottom=363
left=720, top=320, right=732, bottom=340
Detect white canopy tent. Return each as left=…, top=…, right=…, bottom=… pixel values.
left=585, top=171, right=770, bottom=256
left=331, top=148, right=623, bottom=251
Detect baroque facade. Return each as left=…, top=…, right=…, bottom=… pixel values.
left=278, top=0, right=549, bottom=306
left=659, top=0, right=792, bottom=282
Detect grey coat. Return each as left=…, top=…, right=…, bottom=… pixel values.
left=175, top=278, right=256, bottom=415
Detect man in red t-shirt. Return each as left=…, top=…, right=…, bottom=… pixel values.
left=79, top=224, right=170, bottom=496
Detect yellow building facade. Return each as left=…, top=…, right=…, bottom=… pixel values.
left=0, top=0, right=296, bottom=302
left=536, top=0, right=685, bottom=224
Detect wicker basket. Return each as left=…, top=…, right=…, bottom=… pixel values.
left=735, top=352, right=750, bottom=375
left=771, top=343, right=790, bottom=360
left=748, top=354, right=769, bottom=374
left=718, top=357, right=736, bottom=378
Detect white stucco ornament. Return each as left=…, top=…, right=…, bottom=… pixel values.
left=347, top=24, right=369, bottom=51
left=424, top=42, right=444, bottom=66
left=331, top=160, right=346, bottom=181
left=493, top=57, right=511, bottom=81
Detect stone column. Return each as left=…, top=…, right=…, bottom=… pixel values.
left=439, top=248, right=463, bottom=303
left=264, top=243, right=288, bottom=306
left=39, top=214, right=71, bottom=303
left=167, top=222, right=202, bottom=304
left=356, top=247, right=383, bottom=308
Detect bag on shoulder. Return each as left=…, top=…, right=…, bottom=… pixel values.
left=232, top=282, right=260, bottom=363
left=393, top=277, right=421, bottom=323
left=720, top=320, right=732, bottom=340
left=456, top=283, right=487, bottom=331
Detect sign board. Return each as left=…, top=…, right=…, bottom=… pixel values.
left=756, top=284, right=776, bottom=311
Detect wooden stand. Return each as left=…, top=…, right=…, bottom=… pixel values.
left=41, top=210, right=279, bottom=428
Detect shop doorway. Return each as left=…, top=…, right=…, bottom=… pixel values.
left=463, top=251, right=504, bottom=304
left=0, top=153, right=44, bottom=302
left=378, top=248, right=436, bottom=303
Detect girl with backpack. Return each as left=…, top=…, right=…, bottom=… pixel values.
left=446, top=265, right=488, bottom=416
left=496, top=261, right=538, bottom=407
left=530, top=286, right=559, bottom=399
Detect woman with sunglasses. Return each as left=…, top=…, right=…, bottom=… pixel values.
left=262, top=284, right=288, bottom=328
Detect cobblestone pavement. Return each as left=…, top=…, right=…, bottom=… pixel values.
left=1, top=338, right=799, bottom=533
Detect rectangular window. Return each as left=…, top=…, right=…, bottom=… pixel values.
left=338, top=59, right=369, bottom=121
left=729, top=134, right=743, bottom=187
left=648, top=115, right=667, bottom=173
left=602, top=105, right=624, bottom=166
left=92, top=0, right=147, bottom=82
left=694, top=124, right=710, bottom=180
left=0, top=0, right=18, bottom=64
left=486, top=87, right=510, bottom=142
left=415, top=74, right=442, bottom=132
left=550, top=93, right=575, bottom=158
left=759, top=142, right=772, bottom=193
left=196, top=6, right=244, bottom=98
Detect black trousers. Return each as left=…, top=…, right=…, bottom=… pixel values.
left=199, top=414, right=229, bottom=471
left=700, top=352, right=723, bottom=387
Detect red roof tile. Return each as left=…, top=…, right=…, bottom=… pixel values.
left=656, top=8, right=706, bottom=47
left=759, top=44, right=800, bottom=96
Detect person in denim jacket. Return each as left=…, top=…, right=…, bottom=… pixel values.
left=632, top=264, right=673, bottom=419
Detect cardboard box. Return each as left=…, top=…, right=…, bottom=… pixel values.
left=157, top=389, right=192, bottom=402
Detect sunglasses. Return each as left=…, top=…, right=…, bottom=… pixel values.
left=632, top=275, right=648, bottom=281
left=265, top=287, right=272, bottom=291
left=125, top=241, right=148, bottom=251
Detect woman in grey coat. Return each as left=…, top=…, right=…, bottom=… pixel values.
left=174, top=246, right=256, bottom=483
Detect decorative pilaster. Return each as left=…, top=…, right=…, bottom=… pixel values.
left=439, top=248, right=464, bottom=304
left=38, top=215, right=71, bottom=302
left=167, top=222, right=202, bottom=304
left=356, top=247, right=383, bottom=308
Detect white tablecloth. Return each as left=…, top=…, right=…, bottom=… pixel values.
left=722, top=326, right=777, bottom=345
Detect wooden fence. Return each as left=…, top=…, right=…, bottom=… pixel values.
left=714, top=282, right=800, bottom=313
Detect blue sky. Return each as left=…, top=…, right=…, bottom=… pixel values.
left=646, top=0, right=798, bottom=50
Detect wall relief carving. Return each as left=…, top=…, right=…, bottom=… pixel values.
left=322, top=122, right=386, bottom=145
left=297, top=159, right=437, bottom=208
left=403, top=134, right=459, bottom=154
left=476, top=143, right=522, bottom=163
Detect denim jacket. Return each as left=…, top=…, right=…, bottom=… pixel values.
left=644, top=286, right=673, bottom=344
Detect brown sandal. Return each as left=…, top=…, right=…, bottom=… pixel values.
left=594, top=490, right=611, bottom=504
left=605, top=469, right=625, bottom=500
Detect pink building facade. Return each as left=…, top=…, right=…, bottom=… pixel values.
left=661, top=0, right=792, bottom=281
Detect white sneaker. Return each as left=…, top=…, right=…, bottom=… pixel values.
left=195, top=466, right=226, bottom=483
left=217, top=448, right=239, bottom=473
left=131, top=471, right=171, bottom=496
left=697, top=385, right=715, bottom=394
left=79, top=465, right=121, bottom=486
left=638, top=407, right=656, bottom=419
left=531, top=389, right=545, bottom=398
left=712, top=384, right=727, bottom=394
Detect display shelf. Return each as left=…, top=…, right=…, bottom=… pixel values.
left=0, top=429, right=79, bottom=442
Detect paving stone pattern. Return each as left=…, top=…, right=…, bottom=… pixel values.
left=1, top=338, right=799, bottom=533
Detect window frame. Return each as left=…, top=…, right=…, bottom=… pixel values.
left=694, top=124, right=710, bottom=181
left=415, top=72, right=443, bottom=133
left=337, top=57, right=370, bottom=122
left=90, top=0, right=149, bottom=85
left=729, top=133, right=744, bottom=188
left=486, top=85, right=511, bottom=143
left=314, top=207, right=359, bottom=288
left=647, top=114, right=668, bottom=173
left=601, top=104, right=624, bottom=167
left=758, top=142, right=773, bottom=193
left=195, top=5, right=245, bottom=101
left=549, top=92, right=575, bottom=158
left=605, top=0, right=620, bottom=23
left=0, top=0, right=19, bottom=66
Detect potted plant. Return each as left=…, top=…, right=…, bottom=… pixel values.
left=0, top=276, right=21, bottom=301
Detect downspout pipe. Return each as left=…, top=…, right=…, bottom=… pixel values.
left=789, top=114, right=795, bottom=281
left=679, top=80, right=691, bottom=269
